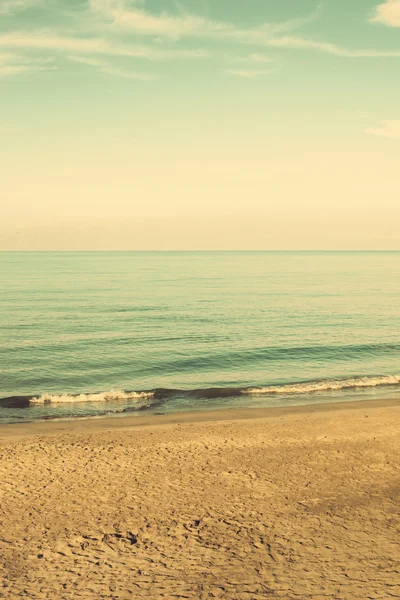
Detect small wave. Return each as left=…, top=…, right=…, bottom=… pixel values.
left=6, top=374, right=400, bottom=409
left=30, top=389, right=154, bottom=404
left=246, top=375, right=400, bottom=396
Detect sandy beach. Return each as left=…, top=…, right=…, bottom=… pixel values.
left=0, top=399, right=399, bottom=599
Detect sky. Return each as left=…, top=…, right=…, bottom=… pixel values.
left=1, top=0, right=400, bottom=250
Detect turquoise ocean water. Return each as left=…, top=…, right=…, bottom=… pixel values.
left=1, top=251, right=399, bottom=424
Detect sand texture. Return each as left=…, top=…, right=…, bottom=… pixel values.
left=0, top=401, right=399, bottom=599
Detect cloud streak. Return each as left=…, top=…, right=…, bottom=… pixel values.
left=88, top=1, right=400, bottom=58
left=370, top=1, right=400, bottom=27
left=0, top=32, right=209, bottom=60
left=0, top=49, right=54, bottom=77
left=67, top=55, right=157, bottom=79
left=67, top=55, right=107, bottom=67
left=100, top=65, right=157, bottom=79
left=226, top=68, right=275, bottom=78
left=366, top=120, right=400, bottom=139
left=0, top=0, right=42, bottom=15
left=267, top=35, right=400, bottom=57
left=0, top=30, right=206, bottom=80
left=1, top=1, right=400, bottom=83
left=0, top=64, right=29, bottom=76
left=248, top=53, right=274, bottom=64
left=0, top=64, right=55, bottom=77
left=90, top=0, right=322, bottom=40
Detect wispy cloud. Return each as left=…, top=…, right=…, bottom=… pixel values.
left=0, top=51, right=19, bottom=64
left=0, top=31, right=115, bottom=53
left=228, top=53, right=275, bottom=67
left=370, top=1, right=400, bottom=27
left=226, top=68, right=276, bottom=79
left=366, top=120, right=400, bottom=138
left=88, top=1, right=400, bottom=58
left=0, top=64, right=29, bottom=77
left=100, top=65, right=157, bottom=79
left=1, top=0, right=400, bottom=86
left=0, top=0, right=42, bottom=15
left=0, top=50, right=53, bottom=64
left=248, top=53, right=274, bottom=64
left=0, top=49, right=54, bottom=77
left=68, top=56, right=158, bottom=81
left=0, top=31, right=209, bottom=60
left=67, top=55, right=107, bottom=67
left=0, top=64, right=55, bottom=77
left=267, top=35, right=400, bottom=57
left=90, top=0, right=322, bottom=41
left=67, top=54, right=157, bottom=79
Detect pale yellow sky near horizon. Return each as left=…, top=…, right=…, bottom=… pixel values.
left=2, top=140, right=400, bottom=249
left=1, top=215, right=398, bottom=251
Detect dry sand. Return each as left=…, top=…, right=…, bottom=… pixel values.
left=0, top=399, right=399, bottom=599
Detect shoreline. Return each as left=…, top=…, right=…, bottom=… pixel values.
left=0, top=396, right=398, bottom=441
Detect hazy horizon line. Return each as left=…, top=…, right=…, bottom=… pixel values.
left=2, top=250, right=400, bottom=253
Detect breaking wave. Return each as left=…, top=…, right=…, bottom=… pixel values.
left=30, top=389, right=155, bottom=404
left=246, top=375, right=400, bottom=395
left=27, top=374, right=400, bottom=404
left=0, top=374, right=399, bottom=413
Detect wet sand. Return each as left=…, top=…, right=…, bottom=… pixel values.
left=0, top=399, right=399, bottom=599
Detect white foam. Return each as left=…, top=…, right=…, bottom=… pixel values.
left=245, top=375, right=400, bottom=396
left=30, top=389, right=154, bottom=404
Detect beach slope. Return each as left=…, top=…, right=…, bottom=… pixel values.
left=0, top=400, right=399, bottom=599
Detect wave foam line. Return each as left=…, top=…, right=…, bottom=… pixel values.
left=245, top=375, right=400, bottom=396
left=30, top=389, right=154, bottom=404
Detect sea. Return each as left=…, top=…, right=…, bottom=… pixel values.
left=1, top=251, right=399, bottom=425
